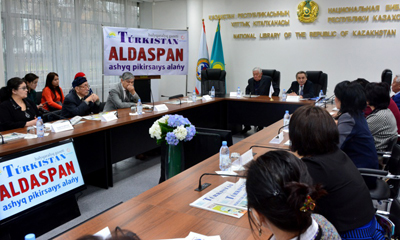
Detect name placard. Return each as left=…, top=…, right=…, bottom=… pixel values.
left=154, top=104, right=169, bottom=112
left=101, top=112, right=118, bottom=122
left=51, top=120, right=74, bottom=133
left=202, top=95, right=212, bottom=101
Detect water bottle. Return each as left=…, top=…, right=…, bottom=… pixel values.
left=319, top=90, right=323, bottom=99
left=237, top=87, right=241, bottom=98
left=25, top=233, right=35, bottom=240
left=282, top=89, right=287, bottom=101
left=137, top=99, right=143, bottom=115
left=36, top=117, right=44, bottom=138
left=211, top=86, right=215, bottom=98
left=192, top=90, right=197, bottom=103
left=283, top=110, right=290, bottom=131
left=219, top=141, right=231, bottom=171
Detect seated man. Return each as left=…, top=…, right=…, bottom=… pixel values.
left=287, top=71, right=314, bottom=99
left=245, top=67, right=279, bottom=96
left=242, top=67, right=279, bottom=133
left=61, top=77, right=101, bottom=118
left=392, top=74, right=400, bottom=110
left=103, top=72, right=140, bottom=112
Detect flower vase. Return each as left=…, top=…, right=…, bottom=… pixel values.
left=166, top=142, right=184, bottom=179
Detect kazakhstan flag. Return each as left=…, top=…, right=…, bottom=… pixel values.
left=210, top=20, right=225, bottom=70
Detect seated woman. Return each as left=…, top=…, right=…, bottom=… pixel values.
left=0, top=78, right=40, bottom=131
left=41, top=72, right=64, bottom=111
left=289, top=105, right=384, bottom=239
left=334, top=81, right=379, bottom=187
left=23, top=73, right=44, bottom=109
left=365, top=82, right=398, bottom=151
left=246, top=150, right=340, bottom=239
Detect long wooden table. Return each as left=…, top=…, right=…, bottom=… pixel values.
left=52, top=99, right=326, bottom=240
left=0, top=96, right=313, bottom=188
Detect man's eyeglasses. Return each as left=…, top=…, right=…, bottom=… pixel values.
left=19, top=87, right=28, bottom=90
left=79, top=84, right=90, bottom=89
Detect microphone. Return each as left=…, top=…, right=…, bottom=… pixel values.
left=250, top=145, right=289, bottom=151
left=0, top=133, right=5, bottom=145
left=277, top=124, right=289, bottom=135
left=114, top=110, right=119, bottom=118
left=44, top=111, right=74, bottom=127
left=161, top=94, right=183, bottom=105
left=195, top=173, right=246, bottom=191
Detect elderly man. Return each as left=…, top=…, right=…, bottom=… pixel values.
left=61, top=77, right=101, bottom=118
left=287, top=71, right=314, bottom=99
left=245, top=67, right=279, bottom=96
left=392, top=75, right=400, bottom=110
left=242, top=67, right=279, bottom=134
left=103, top=72, right=140, bottom=112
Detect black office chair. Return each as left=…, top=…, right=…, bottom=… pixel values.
left=359, top=144, right=400, bottom=237
left=159, top=128, right=233, bottom=183
left=262, top=69, right=280, bottom=96
left=382, top=69, right=393, bottom=86
left=183, top=127, right=233, bottom=169
left=36, top=91, right=42, bottom=105
left=306, top=71, right=328, bottom=96
left=0, top=87, right=8, bottom=103
left=201, top=69, right=226, bottom=96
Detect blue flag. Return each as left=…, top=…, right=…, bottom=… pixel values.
left=210, top=20, right=225, bottom=70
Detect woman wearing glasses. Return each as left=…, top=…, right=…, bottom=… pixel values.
left=246, top=151, right=340, bottom=239
left=0, top=77, right=40, bottom=131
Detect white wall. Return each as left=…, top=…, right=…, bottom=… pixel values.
left=151, top=0, right=187, bottom=101
left=0, top=0, right=5, bottom=87
left=153, top=0, right=400, bottom=97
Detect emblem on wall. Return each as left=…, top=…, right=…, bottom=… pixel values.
left=297, top=0, right=319, bottom=23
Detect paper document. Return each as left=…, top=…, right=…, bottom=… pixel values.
left=190, top=180, right=247, bottom=218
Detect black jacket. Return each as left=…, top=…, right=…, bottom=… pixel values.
left=286, top=80, right=315, bottom=98
left=61, top=89, right=101, bottom=118
left=0, top=98, right=40, bottom=131
left=245, top=75, right=279, bottom=96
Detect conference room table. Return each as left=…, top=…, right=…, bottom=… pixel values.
left=0, top=96, right=314, bottom=189
left=51, top=98, right=334, bottom=240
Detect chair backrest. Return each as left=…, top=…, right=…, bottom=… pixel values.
left=306, top=71, right=328, bottom=96
left=262, top=69, right=280, bottom=95
left=183, top=127, right=233, bottom=169
left=387, top=144, right=400, bottom=198
left=382, top=69, right=393, bottom=86
left=201, top=69, right=226, bottom=96
left=36, top=91, right=42, bottom=105
left=0, top=87, right=8, bottom=103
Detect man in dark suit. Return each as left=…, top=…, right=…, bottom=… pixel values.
left=392, top=75, right=400, bottom=110
left=242, top=67, right=279, bottom=134
left=245, top=67, right=279, bottom=96
left=61, top=77, right=101, bottom=118
left=287, top=71, right=314, bottom=99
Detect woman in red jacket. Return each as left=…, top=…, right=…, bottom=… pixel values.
left=41, top=72, right=64, bottom=111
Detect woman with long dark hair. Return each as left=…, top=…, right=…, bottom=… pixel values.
left=246, top=150, right=340, bottom=239
left=41, top=72, right=64, bottom=111
left=289, top=105, right=384, bottom=239
left=0, top=78, right=40, bottom=131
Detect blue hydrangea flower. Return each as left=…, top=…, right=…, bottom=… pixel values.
left=185, top=125, right=196, bottom=141
left=166, top=132, right=179, bottom=145
left=167, top=114, right=191, bottom=127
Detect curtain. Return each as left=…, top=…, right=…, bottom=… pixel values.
left=1, top=0, right=139, bottom=101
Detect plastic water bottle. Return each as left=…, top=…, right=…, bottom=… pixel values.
left=219, top=141, right=231, bottom=171
left=283, top=110, right=290, bottom=131
left=319, top=90, right=324, bottom=99
left=237, top=87, right=241, bottom=98
left=282, top=89, right=287, bottom=101
left=36, top=117, right=44, bottom=138
left=192, top=90, right=197, bottom=103
left=137, top=99, right=143, bottom=115
left=25, top=233, right=35, bottom=240
left=211, top=86, right=215, bottom=98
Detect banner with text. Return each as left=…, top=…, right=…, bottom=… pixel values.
left=103, top=27, right=189, bottom=76
left=0, top=142, right=84, bottom=221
